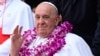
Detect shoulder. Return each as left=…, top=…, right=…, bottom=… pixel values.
left=54, top=33, right=93, bottom=56
left=12, top=1, right=31, bottom=10
left=64, top=33, right=91, bottom=49
left=19, top=1, right=31, bottom=9
left=10, top=1, right=32, bottom=15
left=64, top=33, right=93, bottom=56
left=65, top=33, right=85, bottom=43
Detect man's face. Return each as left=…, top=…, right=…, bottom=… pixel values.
left=35, top=4, right=59, bottom=37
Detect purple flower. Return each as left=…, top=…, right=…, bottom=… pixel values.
left=19, top=21, right=72, bottom=56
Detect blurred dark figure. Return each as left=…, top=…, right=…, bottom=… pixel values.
left=49, top=0, right=98, bottom=56
left=24, top=0, right=48, bottom=12
left=92, top=0, right=100, bottom=56
left=49, top=0, right=97, bottom=47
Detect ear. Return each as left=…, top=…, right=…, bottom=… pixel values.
left=55, top=14, right=62, bottom=26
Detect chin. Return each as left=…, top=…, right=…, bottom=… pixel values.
left=39, top=35, right=48, bottom=38
left=38, top=32, right=49, bottom=38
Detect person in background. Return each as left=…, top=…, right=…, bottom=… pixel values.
left=0, top=0, right=34, bottom=56
left=92, top=0, right=100, bottom=56
left=49, top=0, right=98, bottom=55
left=9, top=2, right=93, bottom=56
left=49, top=0, right=97, bottom=48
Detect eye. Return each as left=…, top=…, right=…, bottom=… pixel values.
left=43, top=15, right=49, bottom=19
left=35, top=15, right=40, bottom=20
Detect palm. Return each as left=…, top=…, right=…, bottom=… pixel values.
left=11, top=26, right=25, bottom=54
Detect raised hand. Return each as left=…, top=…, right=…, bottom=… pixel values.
left=10, top=25, right=25, bottom=56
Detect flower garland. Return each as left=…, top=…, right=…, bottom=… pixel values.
left=19, top=21, right=72, bottom=56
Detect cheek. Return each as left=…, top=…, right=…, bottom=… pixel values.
left=35, top=23, right=38, bottom=28
left=35, top=20, right=39, bottom=26
left=49, top=20, right=56, bottom=26
left=47, top=22, right=56, bottom=30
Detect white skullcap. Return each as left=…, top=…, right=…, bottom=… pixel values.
left=40, top=1, right=58, bottom=14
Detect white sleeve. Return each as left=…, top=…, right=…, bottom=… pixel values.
left=17, top=5, right=34, bottom=34
left=54, top=33, right=93, bottom=56
left=3, top=1, right=34, bottom=34
left=0, top=38, right=11, bottom=56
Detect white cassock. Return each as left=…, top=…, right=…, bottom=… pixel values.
left=29, top=33, right=93, bottom=56
left=0, top=0, right=34, bottom=56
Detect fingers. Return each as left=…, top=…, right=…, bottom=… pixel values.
left=13, top=25, right=23, bottom=35
left=13, top=25, right=19, bottom=34
left=11, top=26, right=24, bottom=49
left=18, top=26, right=23, bottom=35
left=11, top=25, right=23, bottom=41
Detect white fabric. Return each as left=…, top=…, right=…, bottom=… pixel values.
left=0, top=5, right=4, bottom=27
left=29, top=33, right=93, bottom=56
left=0, top=0, right=34, bottom=56
left=0, top=33, right=93, bottom=56
left=28, top=36, right=48, bottom=48
left=2, top=0, right=34, bottom=34
left=54, top=33, right=93, bottom=56
left=0, top=38, right=11, bottom=56
left=32, top=12, right=35, bottom=27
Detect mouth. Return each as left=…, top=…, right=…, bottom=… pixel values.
left=38, top=27, right=46, bottom=30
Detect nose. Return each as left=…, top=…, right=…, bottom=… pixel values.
left=38, top=18, right=45, bottom=25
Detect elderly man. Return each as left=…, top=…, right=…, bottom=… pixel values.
left=9, top=2, right=93, bottom=56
